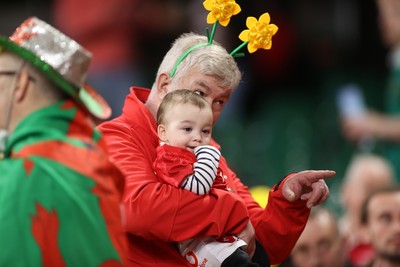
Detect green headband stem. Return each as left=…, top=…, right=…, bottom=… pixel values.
left=170, top=22, right=218, bottom=77
left=208, top=22, right=217, bottom=44
left=230, top=41, right=248, bottom=57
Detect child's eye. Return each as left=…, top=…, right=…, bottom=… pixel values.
left=202, top=129, right=211, bottom=134
left=183, top=127, right=192, bottom=132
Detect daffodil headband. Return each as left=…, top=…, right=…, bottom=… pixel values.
left=170, top=0, right=279, bottom=77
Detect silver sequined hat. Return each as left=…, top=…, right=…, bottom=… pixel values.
left=0, top=17, right=111, bottom=119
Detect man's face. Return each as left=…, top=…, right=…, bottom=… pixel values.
left=290, top=212, right=345, bottom=267
left=168, top=68, right=233, bottom=125
left=366, top=191, right=400, bottom=262
left=0, top=52, right=19, bottom=130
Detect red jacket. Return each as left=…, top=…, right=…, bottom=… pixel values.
left=98, top=87, right=310, bottom=266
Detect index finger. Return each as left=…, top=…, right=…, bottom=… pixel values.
left=298, top=170, right=336, bottom=185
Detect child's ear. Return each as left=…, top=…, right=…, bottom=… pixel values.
left=157, top=124, right=168, bottom=142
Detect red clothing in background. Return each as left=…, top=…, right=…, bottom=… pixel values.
left=98, top=87, right=311, bottom=266
left=52, top=0, right=138, bottom=71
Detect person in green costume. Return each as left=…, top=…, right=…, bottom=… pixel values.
left=0, top=17, right=127, bottom=266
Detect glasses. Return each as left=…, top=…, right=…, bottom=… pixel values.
left=0, top=71, right=36, bottom=82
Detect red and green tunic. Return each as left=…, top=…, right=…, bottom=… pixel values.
left=0, top=100, right=127, bottom=266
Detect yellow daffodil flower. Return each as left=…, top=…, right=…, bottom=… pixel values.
left=238, top=13, right=278, bottom=53
left=203, top=0, right=241, bottom=27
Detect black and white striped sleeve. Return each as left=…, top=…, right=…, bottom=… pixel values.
left=181, top=145, right=221, bottom=195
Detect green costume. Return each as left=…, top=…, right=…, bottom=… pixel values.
left=0, top=101, right=126, bottom=266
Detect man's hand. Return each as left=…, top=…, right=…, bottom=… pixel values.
left=237, top=220, right=256, bottom=258
left=282, top=170, right=335, bottom=209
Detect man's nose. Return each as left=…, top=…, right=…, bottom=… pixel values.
left=204, top=97, right=213, bottom=107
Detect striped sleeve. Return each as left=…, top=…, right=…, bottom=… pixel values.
left=181, top=145, right=221, bottom=195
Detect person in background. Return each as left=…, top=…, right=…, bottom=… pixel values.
left=341, top=0, right=400, bottom=181
left=98, top=31, right=335, bottom=266
left=280, top=207, right=354, bottom=267
left=0, top=17, right=127, bottom=266
left=340, top=154, right=394, bottom=266
left=360, top=186, right=400, bottom=267
left=154, top=89, right=261, bottom=266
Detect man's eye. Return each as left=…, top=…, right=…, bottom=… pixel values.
left=380, top=213, right=392, bottom=223
left=212, top=101, right=224, bottom=112
left=195, top=91, right=205, bottom=97
left=215, top=100, right=224, bottom=106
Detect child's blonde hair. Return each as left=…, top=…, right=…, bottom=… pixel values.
left=157, top=89, right=211, bottom=125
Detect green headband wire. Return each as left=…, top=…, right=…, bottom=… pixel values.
left=169, top=20, right=249, bottom=77
left=230, top=42, right=247, bottom=58
left=169, top=43, right=209, bottom=77
left=169, top=23, right=218, bottom=77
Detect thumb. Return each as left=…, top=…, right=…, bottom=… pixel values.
left=282, top=186, right=296, bottom=202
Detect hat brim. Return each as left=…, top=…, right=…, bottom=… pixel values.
left=0, top=36, right=111, bottom=119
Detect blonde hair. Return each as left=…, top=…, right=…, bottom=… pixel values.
left=153, top=33, right=242, bottom=91
left=157, top=89, right=211, bottom=125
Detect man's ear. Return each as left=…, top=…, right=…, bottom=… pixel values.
left=156, top=73, right=170, bottom=99
left=14, top=68, right=31, bottom=103
left=157, top=124, right=168, bottom=142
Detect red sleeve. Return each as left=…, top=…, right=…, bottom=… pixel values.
left=153, top=145, right=196, bottom=188
left=99, top=121, right=250, bottom=242
left=221, top=158, right=310, bottom=265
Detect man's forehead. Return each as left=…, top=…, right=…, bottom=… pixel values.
left=369, top=193, right=400, bottom=211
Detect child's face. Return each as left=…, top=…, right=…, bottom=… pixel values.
left=158, top=103, right=213, bottom=152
